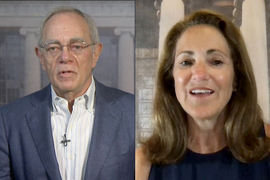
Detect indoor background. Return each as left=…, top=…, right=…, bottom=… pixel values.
left=0, top=1, right=135, bottom=108
left=136, top=0, right=270, bottom=142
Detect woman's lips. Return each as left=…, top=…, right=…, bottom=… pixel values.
left=189, top=88, right=214, bottom=97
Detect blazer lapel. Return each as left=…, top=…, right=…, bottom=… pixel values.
left=25, top=86, right=62, bottom=180
left=84, top=81, right=122, bottom=180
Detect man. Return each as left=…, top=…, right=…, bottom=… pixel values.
left=0, top=6, right=134, bottom=180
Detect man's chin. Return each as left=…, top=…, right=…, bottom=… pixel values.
left=53, top=83, right=76, bottom=94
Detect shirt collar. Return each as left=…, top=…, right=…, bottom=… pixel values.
left=51, top=76, right=95, bottom=113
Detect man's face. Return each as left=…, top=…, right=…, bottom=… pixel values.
left=36, top=12, right=102, bottom=98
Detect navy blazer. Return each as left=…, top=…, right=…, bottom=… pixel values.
left=0, top=80, right=135, bottom=180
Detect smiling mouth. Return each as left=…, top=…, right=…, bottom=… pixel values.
left=190, top=89, right=214, bottom=94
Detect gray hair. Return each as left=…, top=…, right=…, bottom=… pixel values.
left=37, top=6, right=100, bottom=47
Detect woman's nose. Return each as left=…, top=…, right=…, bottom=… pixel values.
left=191, top=61, right=209, bottom=80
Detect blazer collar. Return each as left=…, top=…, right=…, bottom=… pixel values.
left=25, top=80, right=122, bottom=180
left=84, top=80, right=122, bottom=180
left=25, top=85, right=62, bottom=180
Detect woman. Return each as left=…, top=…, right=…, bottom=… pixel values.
left=136, top=10, right=270, bottom=180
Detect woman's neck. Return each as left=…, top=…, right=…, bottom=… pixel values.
left=187, top=114, right=227, bottom=154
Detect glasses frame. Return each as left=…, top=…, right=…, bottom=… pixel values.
left=40, top=41, right=95, bottom=57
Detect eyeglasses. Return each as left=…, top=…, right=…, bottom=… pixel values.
left=40, top=41, right=95, bottom=58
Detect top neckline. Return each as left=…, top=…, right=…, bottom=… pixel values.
left=187, top=146, right=228, bottom=156
left=184, top=147, right=231, bottom=163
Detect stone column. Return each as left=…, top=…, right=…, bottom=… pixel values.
left=241, top=0, right=269, bottom=122
left=114, top=27, right=134, bottom=94
left=158, top=0, right=184, bottom=60
left=20, top=27, right=41, bottom=96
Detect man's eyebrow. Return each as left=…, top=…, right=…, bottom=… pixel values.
left=69, top=37, right=86, bottom=43
left=43, top=38, right=86, bottom=45
left=43, top=39, right=60, bottom=45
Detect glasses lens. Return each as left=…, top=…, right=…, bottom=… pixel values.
left=44, top=43, right=61, bottom=57
left=42, top=42, right=88, bottom=57
left=69, top=42, right=86, bottom=54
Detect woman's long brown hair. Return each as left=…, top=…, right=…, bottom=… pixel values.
left=141, top=10, right=270, bottom=165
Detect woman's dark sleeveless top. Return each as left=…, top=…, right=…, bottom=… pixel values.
left=148, top=147, right=270, bottom=180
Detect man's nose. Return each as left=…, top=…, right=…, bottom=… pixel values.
left=59, top=45, right=73, bottom=63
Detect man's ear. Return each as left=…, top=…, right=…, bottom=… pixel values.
left=35, top=47, right=46, bottom=70
left=92, top=43, right=103, bottom=68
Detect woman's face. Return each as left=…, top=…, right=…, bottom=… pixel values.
left=173, top=25, right=235, bottom=121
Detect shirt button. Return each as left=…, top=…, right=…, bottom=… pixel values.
left=69, top=155, right=73, bottom=160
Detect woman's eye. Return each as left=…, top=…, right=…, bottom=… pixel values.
left=211, top=60, right=223, bottom=66
left=180, top=60, right=193, bottom=66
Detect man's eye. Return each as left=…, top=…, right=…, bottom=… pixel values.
left=71, top=44, right=84, bottom=51
left=74, top=46, right=83, bottom=50
left=46, top=46, right=60, bottom=52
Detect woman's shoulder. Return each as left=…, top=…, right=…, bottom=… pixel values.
left=135, top=147, right=152, bottom=180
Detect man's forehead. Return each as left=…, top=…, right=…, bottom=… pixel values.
left=47, top=12, right=84, bottom=23
left=42, top=12, right=91, bottom=43
left=43, top=12, right=89, bottom=32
